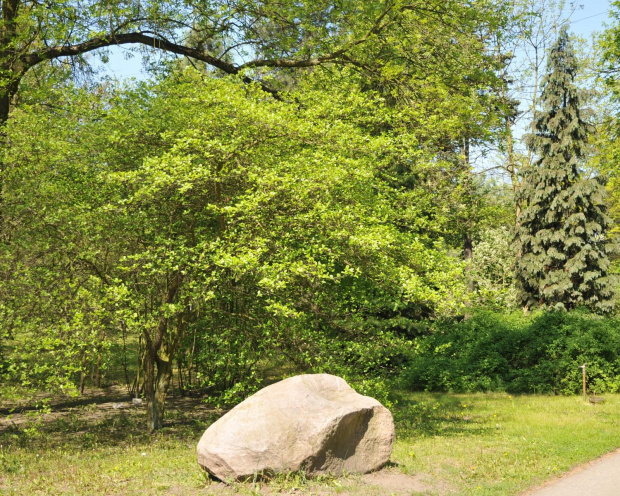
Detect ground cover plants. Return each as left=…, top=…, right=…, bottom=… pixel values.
left=2, top=388, right=620, bottom=496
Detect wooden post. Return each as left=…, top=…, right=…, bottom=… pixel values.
left=579, top=364, right=586, bottom=401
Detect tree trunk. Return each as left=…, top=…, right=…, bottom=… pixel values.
left=177, top=358, right=184, bottom=395
left=145, top=351, right=173, bottom=431
left=462, top=138, right=474, bottom=294
left=464, top=233, right=473, bottom=272
left=94, top=350, right=102, bottom=388
left=0, top=68, right=19, bottom=124
left=0, top=74, right=22, bottom=244
left=133, top=335, right=143, bottom=398
left=144, top=350, right=158, bottom=430
left=142, top=271, right=183, bottom=431
left=80, top=352, right=87, bottom=395
left=1, top=0, right=21, bottom=126
left=0, top=90, right=10, bottom=126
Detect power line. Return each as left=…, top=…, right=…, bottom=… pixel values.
left=570, top=10, right=610, bottom=24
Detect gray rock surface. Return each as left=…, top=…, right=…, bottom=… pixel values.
left=196, top=374, right=394, bottom=481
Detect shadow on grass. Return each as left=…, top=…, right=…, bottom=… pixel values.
left=2, top=388, right=498, bottom=456
left=0, top=388, right=129, bottom=416
left=392, top=392, right=495, bottom=438
left=0, top=393, right=221, bottom=452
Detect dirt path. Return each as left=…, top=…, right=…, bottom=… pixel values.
left=522, top=448, right=620, bottom=496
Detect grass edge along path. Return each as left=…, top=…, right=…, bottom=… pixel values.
left=391, top=392, right=620, bottom=496
left=1, top=391, right=620, bottom=495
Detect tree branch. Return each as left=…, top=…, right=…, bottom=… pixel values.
left=20, top=32, right=239, bottom=75
left=16, top=2, right=396, bottom=97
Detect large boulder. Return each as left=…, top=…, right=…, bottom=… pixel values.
left=196, top=374, right=394, bottom=481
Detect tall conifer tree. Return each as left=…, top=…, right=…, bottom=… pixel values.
left=515, top=26, right=616, bottom=312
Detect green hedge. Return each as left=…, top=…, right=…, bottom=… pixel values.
left=403, top=310, right=620, bottom=394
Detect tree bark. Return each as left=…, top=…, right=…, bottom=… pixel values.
left=80, top=352, right=87, bottom=395
left=0, top=89, right=11, bottom=126
left=0, top=0, right=21, bottom=125
left=94, top=350, right=102, bottom=388
left=142, top=271, right=183, bottom=431
left=144, top=331, right=178, bottom=430
left=144, top=349, right=157, bottom=429
left=150, top=355, right=173, bottom=430
left=462, top=138, right=474, bottom=294
left=144, top=348, right=174, bottom=431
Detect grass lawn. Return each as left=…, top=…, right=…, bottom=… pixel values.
left=1, top=390, right=620, bottom=495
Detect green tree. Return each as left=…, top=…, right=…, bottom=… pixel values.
left=0, top=0, right=517, bottom=429
left=595, top=1, right=620, bottom=235
left=0, top=0, right=507, bottom=125
left=2, top=70, right=467, bottom=429
left=515, top=27, right=616, bottom=312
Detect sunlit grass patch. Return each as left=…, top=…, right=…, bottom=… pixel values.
left=2, top=391, right=620, bottom=495
left=392, top=392, right=620, bottom=495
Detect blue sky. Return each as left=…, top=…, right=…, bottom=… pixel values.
left=570, top=0, right=612, bottom=37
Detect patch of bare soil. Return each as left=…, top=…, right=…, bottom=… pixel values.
left=362, top=469, right=438, bottom=494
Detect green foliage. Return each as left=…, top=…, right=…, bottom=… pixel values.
left=0, top=0, right=511, bottom=127
left=467, top=181, right=518, bottom=310
left=515, top=27, right=616, bottom=312
left=470, top=227, right=518, bottom=310
left=1, top=69, right=468, bottom=408
left=594, top=1, right=620, bottom=283
left=0, top=0, right=518, bottom=427
left=404, top=310, right=620, bottom=394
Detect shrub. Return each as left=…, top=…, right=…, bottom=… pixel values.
left=402, top=310, right=620, bottom=394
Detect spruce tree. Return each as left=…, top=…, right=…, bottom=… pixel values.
left=515, top=27, right=616, bottom=313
